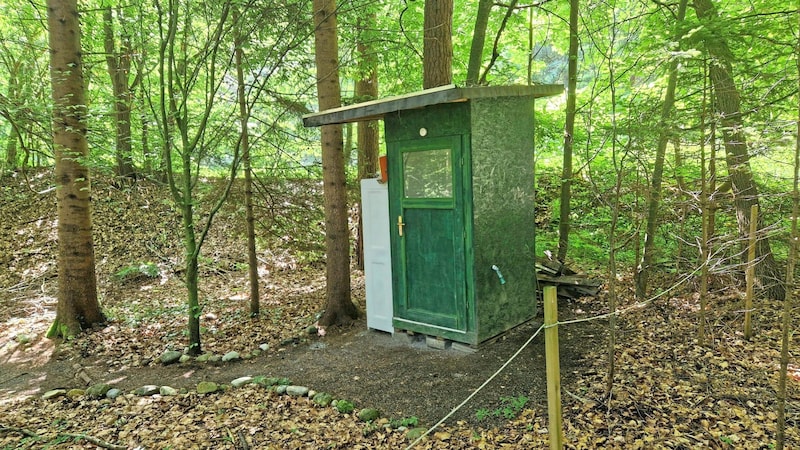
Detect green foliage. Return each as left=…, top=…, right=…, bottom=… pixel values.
left=114, top=262, right=160, bottom=282
left=335, top=399, right=355, bottom=414
left=388, top=416, right=419, bottom=428
left=476, top=395, right=528, bottom=421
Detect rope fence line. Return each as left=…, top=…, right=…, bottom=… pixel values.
left=405, top=259, right=708, bottom=449
left=404, top=323, right=546, bottom=450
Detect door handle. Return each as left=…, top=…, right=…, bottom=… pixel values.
left=397, top=215, right=405, bottom=236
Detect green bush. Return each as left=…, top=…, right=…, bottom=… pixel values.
left=115, top=262, right=159, bottom=281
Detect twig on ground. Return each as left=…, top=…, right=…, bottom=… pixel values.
left=0, top=425, right=126, bottom=450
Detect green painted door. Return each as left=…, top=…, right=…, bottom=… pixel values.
left=391, top=135, right=467, bottom=332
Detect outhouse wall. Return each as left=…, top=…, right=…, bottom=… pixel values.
left=470, top=96, right=538, bottom=342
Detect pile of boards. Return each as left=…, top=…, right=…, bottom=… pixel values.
left=536, top=255, right=601, bottom=299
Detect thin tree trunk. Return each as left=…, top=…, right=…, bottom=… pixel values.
left=693, top=0, right=785, bottom=300
left=423, top=0, right=453, bottom=89
left=775, top=14, right=799, bottom=447
left=234, top=10, right=260, bottom=317
left=698, top=62, right=710, bottom=346
left=636, top=0, right=688, bottom=298
left=313, top=0, right=358, bottom=326
left=557, top=0, right=579, bottom=263
left=674, top=138, right=688, bottom=268
left=156, top=0, right=234, bottom=355
left=46, top=0, right=105, bottom=339
left=466, top=0, right=492, bottom=86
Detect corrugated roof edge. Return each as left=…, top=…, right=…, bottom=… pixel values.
left=302, top=84, right=563, bottom=128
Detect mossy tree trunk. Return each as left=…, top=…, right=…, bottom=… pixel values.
left=466, top=0, right=492, bottom=86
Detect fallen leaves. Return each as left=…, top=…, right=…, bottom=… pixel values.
left=1, top=173, right=799, bottom=449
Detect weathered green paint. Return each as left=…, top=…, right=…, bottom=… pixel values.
left=469, top=96, right=537, bottom=342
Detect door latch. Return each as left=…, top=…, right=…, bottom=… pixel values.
left=397, top=215, right=405, bottom=236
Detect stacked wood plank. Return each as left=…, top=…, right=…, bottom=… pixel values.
left=536, top=255, right=601, bottom=299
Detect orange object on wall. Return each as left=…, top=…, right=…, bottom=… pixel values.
left=379, top=155, right=388, bottom=183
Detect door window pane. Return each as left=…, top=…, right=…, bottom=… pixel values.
left=403, top=149, right=452, bottom=198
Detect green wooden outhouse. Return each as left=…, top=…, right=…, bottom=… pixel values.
left=303, top=84, right=563, bottom=345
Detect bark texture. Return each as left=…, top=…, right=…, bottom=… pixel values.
left=103, top=5, right=136, bottom=178
left=466, top=0, right=492, bottom=86
left=423, top=0, right=453, bottom=89
left=313, top=0, right=359, bottom=326
left=46, top=0, right=105, bottom=339
left=355, top=11, right=379, bottom=180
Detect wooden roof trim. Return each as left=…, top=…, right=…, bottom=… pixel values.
left=302, top=84, right=563, bottom=127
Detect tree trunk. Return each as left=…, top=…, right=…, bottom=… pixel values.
left=423, top=0, right=453, bottom=89
left=355, top=11, right=380, bottom=271
left=466, top=0, right=492, bottom=86
left=557, top=0, right=579, bottom=263
left=635, top=0, right=687, bottom=299
left=5, top=124, right=18, bottom=172
left=313, top=0, right=359, bottom=326
left=103, top=5, right=136, bottom=179
left=234, top=9, right=261, bottom=317
left=3, top=72, right=20, bottom=172
left=355, top=12, right=379, bottom=181
left=46, top=0, right=105, bottom=339
left=698, top=62, right=711, bottom=346
left=693, top=0, right=785, bottom=300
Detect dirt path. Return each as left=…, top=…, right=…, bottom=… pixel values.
left=1, top=310, right=599, bottom=427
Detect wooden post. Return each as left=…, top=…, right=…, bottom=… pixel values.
left=544, top=286, right=564, bottom=449
left=744, top=204, right=758, bottom=340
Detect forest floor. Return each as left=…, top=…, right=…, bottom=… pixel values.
left=0, top=170, right=799, bottom=449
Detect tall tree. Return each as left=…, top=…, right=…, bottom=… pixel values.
left=423, top=0, right=453, bottom=88
left=46, top=0, right=105, bottom=339
left=693, top=0, right=785, bottom=300
left=233, top=8, right=260, bottom=317
left=313, top=0, right=359, bottom=326
left=635, top=0, right=688, bottom=298
left=103, top=1, right=138, bottom=178
left=557, top=0, right=579, bottom=263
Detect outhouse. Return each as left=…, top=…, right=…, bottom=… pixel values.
left=303, top=84, right=563, bottom=345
